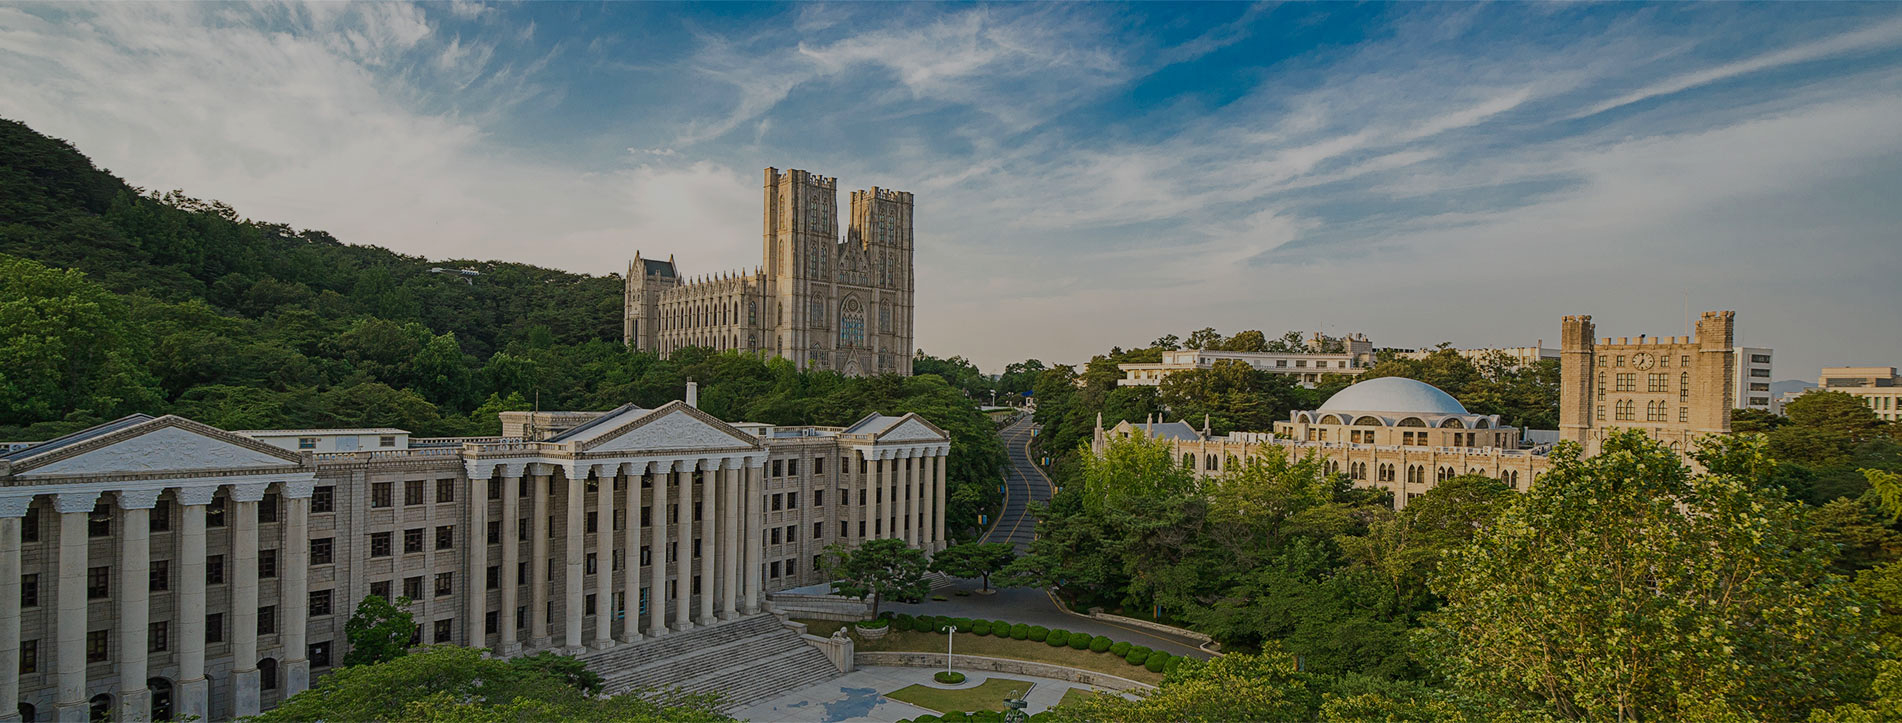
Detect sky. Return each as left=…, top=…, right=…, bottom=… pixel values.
left=2, top=2, right=1900, bottom=378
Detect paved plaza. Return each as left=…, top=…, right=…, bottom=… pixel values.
left=732, top=666, right=1118, bottom=722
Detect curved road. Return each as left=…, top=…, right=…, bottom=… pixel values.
left=982, top=415, right=1046, bottom=552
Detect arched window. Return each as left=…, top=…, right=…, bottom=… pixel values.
left=19, top=702, right=36, bottom=723
left=839, top=296, right=866, bottom=347
left=261, top=658, right=279, bottom=691
left=89, top=695, right=111, bottom=722
left=1398, top=417, right=1427, bottom=428
left=1182, top=454, right=1194, bottom=469
left=1440, top=417, right=1464, bottom=429
left=1353, top=416, right=1384, bottom=427
left=1475, top=419, right=1490, bottom=429
left=1319, top=415, right=1342, bottom=425
left=148, top=678, right=174, bottom=722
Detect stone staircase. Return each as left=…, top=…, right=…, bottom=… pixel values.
left=579, top=614, right=840, bottom=711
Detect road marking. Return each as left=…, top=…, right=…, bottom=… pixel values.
left=981, top=418, right=1026, bottom=544
left=999, top=420, right=1043, bottom=545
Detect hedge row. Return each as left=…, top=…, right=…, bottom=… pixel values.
left=874, top=613, right=1190, bottom=675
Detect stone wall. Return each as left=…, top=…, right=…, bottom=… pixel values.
left=855, top=652, right=1154, bottom=693
left=768, top=592, right=870, bottom=621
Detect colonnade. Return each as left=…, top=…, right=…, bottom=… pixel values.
left=465, top=455, right=764, bottom=657
left=854, top=447, right=949, bottom=551
left=0, top=476, right=314, bottom=723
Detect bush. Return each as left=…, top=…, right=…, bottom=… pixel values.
left=1069, top=633, right=1092, bottom=650
left=953, top=617, right=974, bottom=630
left=932, top=595, right=948, bottom=602
left=1145, top=652, right=1171, bottom=673
left=1125, top=646, right=1151, bottom=666
left=1109, top=641, right=1131, bottom=657
left=1010, top=624, right=1030, bottom=640
left=995, top=620, right=1011, bottom=632
left=1028, top=626, right=1049, bottom=642
left=1089, top=636, right=1113, bottom=653
left=1164, top=656, right=1183, bottom=674
left=934, top=671, right=966, bottom=685
left=1046, top=630, right=1068, bottom=647
left=857, top=618, right=889, bottom=629
left=971, top=621, right=993, bottom=636
left=896, top=613, right=915, bottom=628
left=953, top=590, right=971, bottom=597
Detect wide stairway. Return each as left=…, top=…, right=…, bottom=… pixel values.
left=579, top=613, right=840, bottom=711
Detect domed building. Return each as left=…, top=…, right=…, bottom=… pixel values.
left=1097, top=376, right=1549, bottom=510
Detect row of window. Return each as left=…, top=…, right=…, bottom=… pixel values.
left=1601, top=353, right=1692, bottom=368
left=19, top=550, right=284, bottom=606
left=369, top=479, right=459, bottom=509
left=1601, top=400, right=1687, bottom=422
left=17, top=607, right=289, bottom=674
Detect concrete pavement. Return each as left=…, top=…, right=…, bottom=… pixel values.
left=733, top=666, right=1114, bottom=722
left=882, top=577, right=1210, bottom=661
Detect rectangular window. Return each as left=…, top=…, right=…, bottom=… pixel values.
left=789, top=459, right=800, bottom=476
left=259, top=549, right=278, bottom=579
left=814, top=489, right=824, bottom=507
left=310, top=641, right=332, bottom=668
left=485, top=611, right=498, bottom=634
left=773, top=460, right=783, bottom=477
left=149, top=560, right=169, bottom=592
left=487, top=566, right=500, bottom=590
left=1679, top=407, right=1689, bottom=422
left=260, top=493, right=279, bottom=523
left=206, top=613, right=224, bottom=643
left=488, top=479, right=502, bottom=500
left=435, top=572, right=453, bottom=598
left=298, top=437, right=317, bottom=450
left=404, top=528, right=424, bottom=554
left=488, top=520, right=501, bottom=544
left=436, top=525, right=454, bottom=550
left=405, top=480, right=425, bottom=506
left=586, top=553, right=597, bottom=575
left=770, top=561, right=780, bottom=578
left=86, top=630, right=108, bottom=663
left=151, top=499, right=172, bottom=532
left=815, top=457, right=825, bottom=476
left=586, top=594, right=596, bottom=615
left=369, top=532, right=392, bottom=558
left=788, top=492, right=799, bottom=509
left=787, top=525, right=798, bottom=543
left=434, top=619, right=453, bottom=644
left=19, top=640, right=34, bottom=674
left=149, top=621, right=168, bottom=653
left=771, top=528, right=781, bottom=545
left=404, top=576, right=423, bottom=601
left=207, top=555, right=225, bottom=585
left=371, top=580, right=391, bottom=600
left=20, top=574, right=36, bottom=608
left=772, top=494, right=783, bottom=512
left=437, top=478, right=455, bottom=504
left=381, top=435, right=397, bottom=448
left=313, top=485, right=335, bottom=513
left=207, top=497, right=226, bottom=527
left=311, top=537, right=334, bottom=565
left=816, top=522, right=825, bottom=540
left=310, top=589, right=333, bottom=617
left=259, top=605, right=276, bottom=635
left=371, top=482, right=392, bottom=509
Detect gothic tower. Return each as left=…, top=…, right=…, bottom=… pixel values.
left=760, top=167, right=914, bottom=375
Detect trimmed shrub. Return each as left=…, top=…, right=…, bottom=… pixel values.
left=1045, top=630, right=1068, bottom=647
left=896, top=613, right=915, bottom=628
left=924, top=617, right=945, bottom=633
left=1028, top=626, right=1049, bottom=642
left=952, top=617, right=974, bottom=631
left=856, top=617, right=889, bottom=629
left=1125, top=646, right=1151, bottom=666
left=1164, top=656, right=1184, bottom=674
left=1109, top=641, right=1131, bottom=657
left=934, top=671, right=966, bottom=684
left=1089, top=636, right=1113, bottom=653
left=1010, top=624, right=1030, bottom=640
left=971, top=621, right=993, bottom=636
left=1145, top=652, right=1171, bottom=673
left=1069, top=633, right=1092, bottom=650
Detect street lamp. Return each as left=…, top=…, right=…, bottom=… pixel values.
left=1004, top=696, right=1029, bottom=723
left=946, top=624, right=958, bottom=678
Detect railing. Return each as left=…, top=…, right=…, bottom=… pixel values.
left=312, top=447, right=461, bottom=462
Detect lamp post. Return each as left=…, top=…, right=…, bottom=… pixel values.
left=946, top=624, right=958, bottom=678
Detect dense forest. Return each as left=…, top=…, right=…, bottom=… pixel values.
left=0, top=118, right=1006, bottom=539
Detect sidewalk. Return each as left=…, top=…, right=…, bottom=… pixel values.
left=733, top=666, right=1114, bottom=723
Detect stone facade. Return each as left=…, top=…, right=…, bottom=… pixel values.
left=0, top=399, right=949, bottom=721
left=623, top=168, right=915, bottom=377
left=1559, top=311, right=1735, bottom=456
left=1118, top=334, right=1376, bottom=389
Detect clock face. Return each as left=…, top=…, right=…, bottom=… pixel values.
left=1632, top=352, right=1655, bottom=370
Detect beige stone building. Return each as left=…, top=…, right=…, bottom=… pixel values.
left=1559, top=311, right=1735, bottom=455
left=1817, top=366, right=1902, bottom=422
left=1118, top=334, right=1376, bottom=388
left=1395, top=343, right=1558, bottom=367
left=0, top=390, right=949, bottom=721
left=624, top=168, right=915, bottom=377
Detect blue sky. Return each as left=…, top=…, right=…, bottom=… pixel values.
left=3, top=2, right=1900, bottom=378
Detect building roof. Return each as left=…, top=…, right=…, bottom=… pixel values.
left=0, top=413, right=155, bottom=462
left=1142, top=421, right=1203, bottom=442
left=236, top=428, right=409, bottom=437
left=843, top=413, right=902, bottom=435
left=1317, top=377, right=1468, bottom=415
left=641, top=258, right=676, bottom=278
left=545, top=403, right=647, bottom=443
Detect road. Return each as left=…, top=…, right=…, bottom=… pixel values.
left=982, top=415, right=1047, bottom=552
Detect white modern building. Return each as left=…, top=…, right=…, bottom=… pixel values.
left=1733, top=347, right=1775, bottom=413
left=1818, top=366, right=1902, bottom=422
left=1119, top=334, right=1377, bottom=388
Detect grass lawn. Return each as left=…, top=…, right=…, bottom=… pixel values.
left=1058, top=688, right=1108, bottom=709
left=794, top=620, right=1164, bottom=685
left=885, top=677, right=1035, bottom=714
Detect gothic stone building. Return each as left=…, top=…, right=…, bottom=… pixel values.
left=0, top=395, right=950, bottom=721
left=624, top=168, right=916, bottom=377
left=1097, top=311, right=1739, bottom=509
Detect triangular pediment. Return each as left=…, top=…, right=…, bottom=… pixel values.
left=878, top=415, right=948, bottom=442
left=11, top=416, right=305, bottom=479
left=579, top=402, right=761, bottom=454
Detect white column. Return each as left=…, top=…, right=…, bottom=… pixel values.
left=900, top=452, right=914, bottom=547
left=856, top=452, right=869, bottom=543
left=672, top=463, right=693, bottom=632
left=697, top=462, right=717, bottom=625
left=648, top=462, right=670, bottom=638
left=620, top=463, right=644, bottom=644
left=466, top=472, right=488, bottom=653
left=593, top=468, right=614, bottom=649
left=720, top=466, right=739, bottom=619
left=934, top=450, right=948, bottom=550
left=173, top=487, right=215, bottom=722
left=499, top=471, right=522, bottom=655
left=529, top=471, right=551, bottom=648
left=116, top=490, right=161, bottom=722
left=282, top=482, right=313, bottom=695
left=53, top=491, right=97, bottom=723
left=563, top=473, right=585, bottom=653
left=229, top=483, right=267, bottom=718
left=741, top=462, right=763, bottom=614
left=0, top=498, right=30, bottom=723
left=870, top=455, right=884, bottom=540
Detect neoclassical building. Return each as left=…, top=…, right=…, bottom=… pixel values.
left=0, top=392, right=949, bottom=721
left=623, top=168, right=916, bottom=377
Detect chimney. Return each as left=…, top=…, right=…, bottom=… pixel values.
left=686, top=379, right=699, bottom=409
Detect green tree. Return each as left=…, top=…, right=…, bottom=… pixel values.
left=820, top=538, right=930, bottom=618
left=930, top=541, right=1018, bottom=592
left=1052, top=648, right=1320, bottom=721
left=342, top=594, right=415, bottom=667
left=1418, top=431, right=1878, bottom=720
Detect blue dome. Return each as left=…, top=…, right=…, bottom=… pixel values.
left=1317, top=377, right=1468, bottom=415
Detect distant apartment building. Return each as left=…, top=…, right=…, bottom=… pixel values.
left=1818, top=366, right=1902, bottom=422
left=1733, top=348, right=1775, bottom=413
left=1119, top=333, right=1376, bottom=388
left=1396, top=343, right=1559, bottom=367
